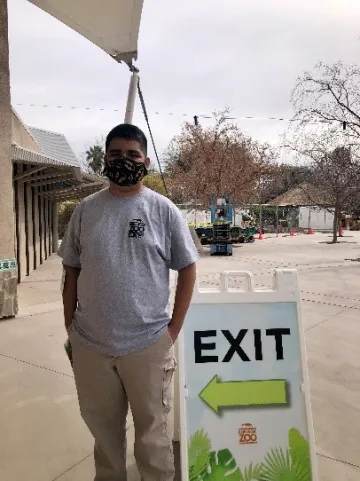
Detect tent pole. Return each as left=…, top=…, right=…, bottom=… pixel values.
left=124, top=66, right=139, bottom=124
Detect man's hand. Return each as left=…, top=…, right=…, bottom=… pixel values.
left=168, top=263, right=197, bottom=341
left=62, top=265, right=80, bottom=333
left=168, top=323, right=180, bottom=343
left=64, top=339, right=73, bottom=365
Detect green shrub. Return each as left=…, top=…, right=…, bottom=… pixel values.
left=57, top=200, right=80, bottom=239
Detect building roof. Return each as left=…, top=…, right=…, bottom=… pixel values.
left=12, top=108, right=42, bottom=153
left=11, top=109, right=106, bottom=200
left=27, top=0, right=144, bottom=64
left=28, top=127, right=80, bottom=168
left=267, top=183, right=333, bottom=207
left=12, top=144, right=76, bottom=169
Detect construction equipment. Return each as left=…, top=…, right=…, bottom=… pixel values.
left=230, top=226, right=254, bottom=243
left=242, top=225, right=256, bottom=243
left=231, top=213, right=256, bottom=244
left=195, top=226, right=213, bottom=245
left=210, top=196, right=233, bottom=256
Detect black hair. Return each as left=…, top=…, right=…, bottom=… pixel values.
left=105, top=124, right=148, bottom=155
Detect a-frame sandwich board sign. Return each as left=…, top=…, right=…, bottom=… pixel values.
left=178, top=270, right=318, bottom=481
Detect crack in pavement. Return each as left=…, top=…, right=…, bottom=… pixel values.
left=318, top=452, right=360, bottom=470
left=304, top=299, right=360, bottom=333
left=0, top=352, right=73, bottom=378
left=50, top=452, right=93, bottom=481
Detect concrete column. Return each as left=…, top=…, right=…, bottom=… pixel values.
left=44, top=189, right=49, bottom=259
left=17, top=165, right=27, bottom=282
left=25, top=177, right=34, bottom=275
left=48, top=198, right=52, bottom=257
left=52, top=201, right=59, bottom=253
left=39, top=185, right=43, bottom=264
left=33, top=182, right=40, bottom=268
left=0, top=0, right=18, bottom=318
left=41, top=186, right=47, bottom=260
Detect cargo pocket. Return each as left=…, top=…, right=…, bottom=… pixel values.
left=162, top=358, right=177, bottom=413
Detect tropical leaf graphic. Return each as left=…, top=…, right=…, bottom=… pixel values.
left=289, top=428, right=311, bottom=480
left=239, top=462, right=264, bottom=481
left=188, top=429, right=212, bottom=481
left=260, top=446, right=308, bottom=481
left=261, top=447, right=292, bottom=481
left=187, top=428, right=312, bottom=481
left=203, top=449, right=241, bottom=481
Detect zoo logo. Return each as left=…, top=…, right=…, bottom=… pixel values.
left=238, top=423, right=257, bottom=445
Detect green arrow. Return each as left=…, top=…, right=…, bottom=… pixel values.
left=199, top=375, right=288, bottom=415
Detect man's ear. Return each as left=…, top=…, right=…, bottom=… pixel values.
left=104, top=153, right=108, bottom=164
left=145, top=157, right=151, bottom=169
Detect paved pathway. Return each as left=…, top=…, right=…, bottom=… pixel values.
left=0, top=232, right=359, bottom=480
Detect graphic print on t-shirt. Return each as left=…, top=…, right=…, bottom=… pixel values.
left=128, top=218, right=146, bottom=238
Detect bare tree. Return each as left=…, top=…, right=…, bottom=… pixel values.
left=260, top=164, right=313, bottom=203
left=165, top=110, right=277, bottom=207
left=292, top=61, right=360, bottom=139
left=285, top=127, right=360, bottom=243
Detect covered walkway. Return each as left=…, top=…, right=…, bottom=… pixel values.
left=0, top=109, right=105, bottom=319
left=12, top=109, right=105, bottom=286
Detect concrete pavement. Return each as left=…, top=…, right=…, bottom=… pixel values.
left=0, top=256, right=140, bottom=481
left=199, top=231, right=360, bottom=480
left=1, top=231, right=360, bottom=480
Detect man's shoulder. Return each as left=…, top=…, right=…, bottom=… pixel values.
left=79, top=188, right=108, bottom=209
left=144, top=188, right=180, bottom=213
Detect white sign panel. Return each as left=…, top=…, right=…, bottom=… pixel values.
left=178, top=270, right=318, bottom=481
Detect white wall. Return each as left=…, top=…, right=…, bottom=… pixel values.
left=178, top=208, right=250, bottom=224
left=234, top=209, right=250, bottom=225
left=179, top=209, right=210, bottom=224
left=299, top=206, right=334, bottom=230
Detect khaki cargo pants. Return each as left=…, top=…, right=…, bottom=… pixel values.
left=70, top=330, right=176, bottom=481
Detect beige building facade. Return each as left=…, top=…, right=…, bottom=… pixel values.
left=0, top=0, right=16, bottom=318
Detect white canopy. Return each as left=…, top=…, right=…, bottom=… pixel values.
left=27, top=0, right=144, bottom=64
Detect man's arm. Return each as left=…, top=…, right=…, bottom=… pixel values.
left=62, top=265, right=81, bottom=333
left=168, top=262, right=196, bottom=341
left=58, top=203, right=82, bottom=334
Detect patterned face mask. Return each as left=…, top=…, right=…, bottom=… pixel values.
left=103, top=156, right=148, bottom=186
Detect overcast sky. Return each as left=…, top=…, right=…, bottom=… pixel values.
left=8, top=0, right=360, bottom=164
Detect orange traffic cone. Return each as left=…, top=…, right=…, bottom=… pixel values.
left=258, top=232, right=263, bottom=240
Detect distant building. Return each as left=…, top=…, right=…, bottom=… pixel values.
left=298, top=207, right=334, bottom=231
left=268, top=183, right=335, bottom=231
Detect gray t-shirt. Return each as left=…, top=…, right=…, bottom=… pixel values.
left=58, top=187, right=199, bottom=356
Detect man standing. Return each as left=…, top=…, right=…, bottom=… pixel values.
left=59, top=124, right=198, bottom=481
